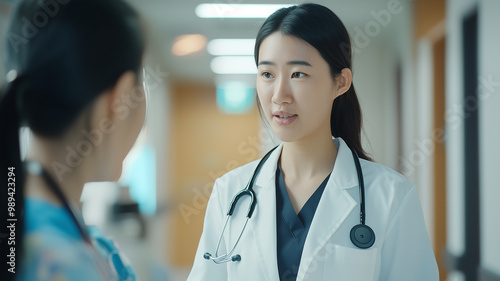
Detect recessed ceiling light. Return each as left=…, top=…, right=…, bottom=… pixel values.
left=210, top=56, right=256, bottom=74
left=171, top=34, right=207, bottom=56
left=207, top=39, right=256, bottom=56
left=195, top=4, right=294, bottom=18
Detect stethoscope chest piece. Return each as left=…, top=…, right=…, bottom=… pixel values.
left=350, top=224, right=375, bottom=249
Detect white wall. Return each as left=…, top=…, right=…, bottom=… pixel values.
left=347, top=5, right=413, bottom=170
left=446, top=0, right=477, bottom=266
left=414, top=39, right=436, bottom=242
left=353, top=36, right=397, bottom=168
left=137, top=57, right=172, bottom=280
left=478, top=0, right=500, bottom=276
left=398, top=3, right=417, bottom=185
left=445, top=0, right=500, bottom=279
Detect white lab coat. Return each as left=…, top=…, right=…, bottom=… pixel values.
left=188, top=138, right=439, bottom=281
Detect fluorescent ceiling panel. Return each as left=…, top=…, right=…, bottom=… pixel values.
left=196, top=4, right=294, bottom=18
left=207, top=39, right=256, bottom=56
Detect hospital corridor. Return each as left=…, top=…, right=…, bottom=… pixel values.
left=0, top=0, right=499, bottom=280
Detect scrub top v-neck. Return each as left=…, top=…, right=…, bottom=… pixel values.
left=275, top=162, right=330, bottom=281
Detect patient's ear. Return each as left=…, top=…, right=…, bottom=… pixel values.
left=106, top=71, right=136, bottom=120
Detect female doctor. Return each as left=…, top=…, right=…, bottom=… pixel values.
left=188, top=3, right=439, bottom=281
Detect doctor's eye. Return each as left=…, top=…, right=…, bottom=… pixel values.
left=262, top=72, right=274, bottom=79
left=291, top=72, right=307, bottom=79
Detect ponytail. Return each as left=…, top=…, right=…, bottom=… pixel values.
left=0, top=72, right=26, bottom=277
left=331, top=83, right=372, bottom=161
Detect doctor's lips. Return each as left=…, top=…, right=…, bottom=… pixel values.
left=273, top=111, right=298, bottom=126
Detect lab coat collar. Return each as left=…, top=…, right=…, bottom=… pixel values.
left=248, top=144, right=282, bottom=280
left=254, top=137, right=359, bottom=190
left=330, top=137, right=359, bottom=190
left=254, top=143, right=283, bottom=189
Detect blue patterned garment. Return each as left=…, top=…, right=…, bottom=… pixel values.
left=16, top=198, right=138, bottom=281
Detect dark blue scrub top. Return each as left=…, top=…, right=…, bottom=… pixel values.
left=276, top=162, right=330, bottom=281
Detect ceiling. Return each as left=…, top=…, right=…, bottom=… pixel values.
left=0, top=0, right=401, bottom=84
left=128, top=0, right=398, bottom=83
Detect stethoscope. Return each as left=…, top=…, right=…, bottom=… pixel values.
left=204, top=144, right=375, bottom=264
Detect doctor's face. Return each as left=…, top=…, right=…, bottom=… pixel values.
left=256, top=32, right=337, bottom=144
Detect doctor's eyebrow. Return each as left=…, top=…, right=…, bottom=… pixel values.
left=257, top=60, right=313, bottom=67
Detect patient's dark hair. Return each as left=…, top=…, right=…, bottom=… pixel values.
left=0, top=0, right=145, bottom=268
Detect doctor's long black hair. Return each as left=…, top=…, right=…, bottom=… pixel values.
left=0, top=0, right=144, bottom=274
left=254, top=3, right=372, bottom=161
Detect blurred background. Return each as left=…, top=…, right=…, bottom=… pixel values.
left=1, top=0, right=499, bottom=280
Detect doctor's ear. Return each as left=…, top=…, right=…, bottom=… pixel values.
left=335, top=68, right=352, bottom=97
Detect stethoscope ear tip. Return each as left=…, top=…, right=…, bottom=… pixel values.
left=203, top=253, right=212, bottom=260
left=231, top=255, right=241, bottom=262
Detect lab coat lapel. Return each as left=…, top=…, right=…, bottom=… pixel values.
left=297, top=138, right=358, bottom=280
left=248, top=144, right=283, bottom=281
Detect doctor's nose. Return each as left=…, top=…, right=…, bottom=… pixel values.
left=271, top=78, right=293, bottom=105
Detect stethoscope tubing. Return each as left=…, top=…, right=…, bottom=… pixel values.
left=204, top=146, right=278, bottom=263
left=350, top=148, right=367, bottom=225
left=227, top=146, right=278, bottom=218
